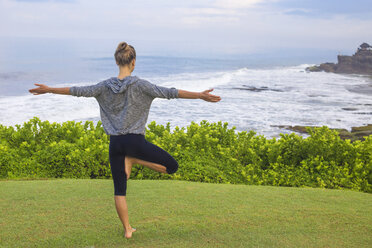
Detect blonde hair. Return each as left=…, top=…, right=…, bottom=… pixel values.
left=114, top=42, right=136, bottom=66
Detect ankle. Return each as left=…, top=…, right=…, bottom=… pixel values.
left=125, top=226, right=132, bottom=231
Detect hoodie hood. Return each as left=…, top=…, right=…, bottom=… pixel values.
left=105, top=75, right=140, bottom=93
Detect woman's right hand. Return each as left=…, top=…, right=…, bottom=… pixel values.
left=29, top=83, right=50, bottom=95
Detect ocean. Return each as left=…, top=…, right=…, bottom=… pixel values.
left=1, top=54, right=372, bottom=139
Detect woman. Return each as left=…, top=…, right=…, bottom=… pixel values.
left=29, top=41, right=221, bottom=239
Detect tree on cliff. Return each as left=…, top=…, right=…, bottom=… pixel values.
left=360, top=43, right=371, bottom=50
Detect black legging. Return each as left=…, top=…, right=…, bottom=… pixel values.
left=109, top=133, right=179, bottom=196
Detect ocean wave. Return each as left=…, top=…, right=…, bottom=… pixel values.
left=2, top=64, right=372, bottom=138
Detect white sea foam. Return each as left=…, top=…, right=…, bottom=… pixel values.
left=1, top=65, right=372, bottom=138
left=149, top=69, right=236, bottom=91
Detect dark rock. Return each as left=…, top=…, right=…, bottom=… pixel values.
left=352, top=130, right=372, bottom=139
left=233, top=85, right=284, bottom=92
left=290, top=125, right=314, bottom=133
left=318, top=63, right=337, bottom=73
left=351, top=124, right=372, bottom=132
left=272, top=124, right=372, bottom=142
left=353, top=112, right=372, bottom=115
left=336, top=129, right=354, bottom=140
left=306, top=43, right=372, bottom=75
left=306, top=66, right=322, bottom=72
left=271, top=125, right=317, bottom=134
left=342, top=107, right=358, bottom=111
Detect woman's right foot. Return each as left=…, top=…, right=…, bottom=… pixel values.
left=124, top=156, right=134, bottom=180
left=124, top=227, right=137, bottom=239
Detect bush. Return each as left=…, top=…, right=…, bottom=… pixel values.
left=0, top=117, right=371, bottom=193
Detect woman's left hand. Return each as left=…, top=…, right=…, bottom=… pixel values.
left=199, top=89, right=221, bottom=102
left=29, top=83, right=50, bottom=95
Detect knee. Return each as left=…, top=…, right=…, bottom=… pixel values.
left=166, top=160, right=179, bottom=174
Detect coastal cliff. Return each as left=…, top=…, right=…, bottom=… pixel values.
left=307, top=43, right=372, bottom=75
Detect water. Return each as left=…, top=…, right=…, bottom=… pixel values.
left=1, top=54, right=372, bottom=138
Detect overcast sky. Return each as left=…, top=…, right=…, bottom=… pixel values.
left=0, top=0, right=371, bottom=58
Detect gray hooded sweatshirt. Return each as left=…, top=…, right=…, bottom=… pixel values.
left=69, top=76, right=178, bottom=136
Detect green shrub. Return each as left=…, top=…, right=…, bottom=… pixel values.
left=0, top=117, right=371, bottom=193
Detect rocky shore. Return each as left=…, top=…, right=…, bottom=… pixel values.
left=306, top=43, right=372, bottom=75
left=272, top=124, right=372, bottom=142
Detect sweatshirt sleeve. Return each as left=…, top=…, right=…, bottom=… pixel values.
left=137, top=79, right=178, bottom=99
left=69, top=81, right=106, bottom=98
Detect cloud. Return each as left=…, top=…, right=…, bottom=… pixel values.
left=0, top=0, right=371, bottom=57
left=213, top=0, right=267, bottom=9
left=268, top=0, right=372, bottom=19
left=283, top=8, right=312, bottom=16
left=14, top=0, right=74, bottom=2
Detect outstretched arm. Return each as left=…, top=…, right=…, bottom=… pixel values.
left=29, top=82, right=105, bottom=97
left=29, top=84, right=70, bottom=95
left=178, top=89, right=221, bottom=102
left=138, top=80, right=221, bottom=102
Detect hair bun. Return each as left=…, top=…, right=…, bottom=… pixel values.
left=119, top=42, right=128, bottom=51
left=115, top=41, right=136, bottom=66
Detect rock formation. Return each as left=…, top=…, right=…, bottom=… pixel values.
left=306, top=43, right=372, bottom=75
left=272, top=124, right=372, bottom=142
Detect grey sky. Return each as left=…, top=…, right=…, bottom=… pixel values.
left=1, top=0, right=371, bottom=58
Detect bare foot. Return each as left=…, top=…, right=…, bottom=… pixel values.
left=124, top=156, right=134, bottom=180
left=124, top=227, right=137, bottom=239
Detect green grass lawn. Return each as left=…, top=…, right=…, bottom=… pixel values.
left=0, top=179, right=371, bottom=248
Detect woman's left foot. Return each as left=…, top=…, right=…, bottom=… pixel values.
left=124, top=227, right=137, bottom=239
left=124, top=156, right=134, bottom=180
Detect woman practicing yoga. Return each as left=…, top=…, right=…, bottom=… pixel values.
left=29, top=42, right=221, bottom=239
